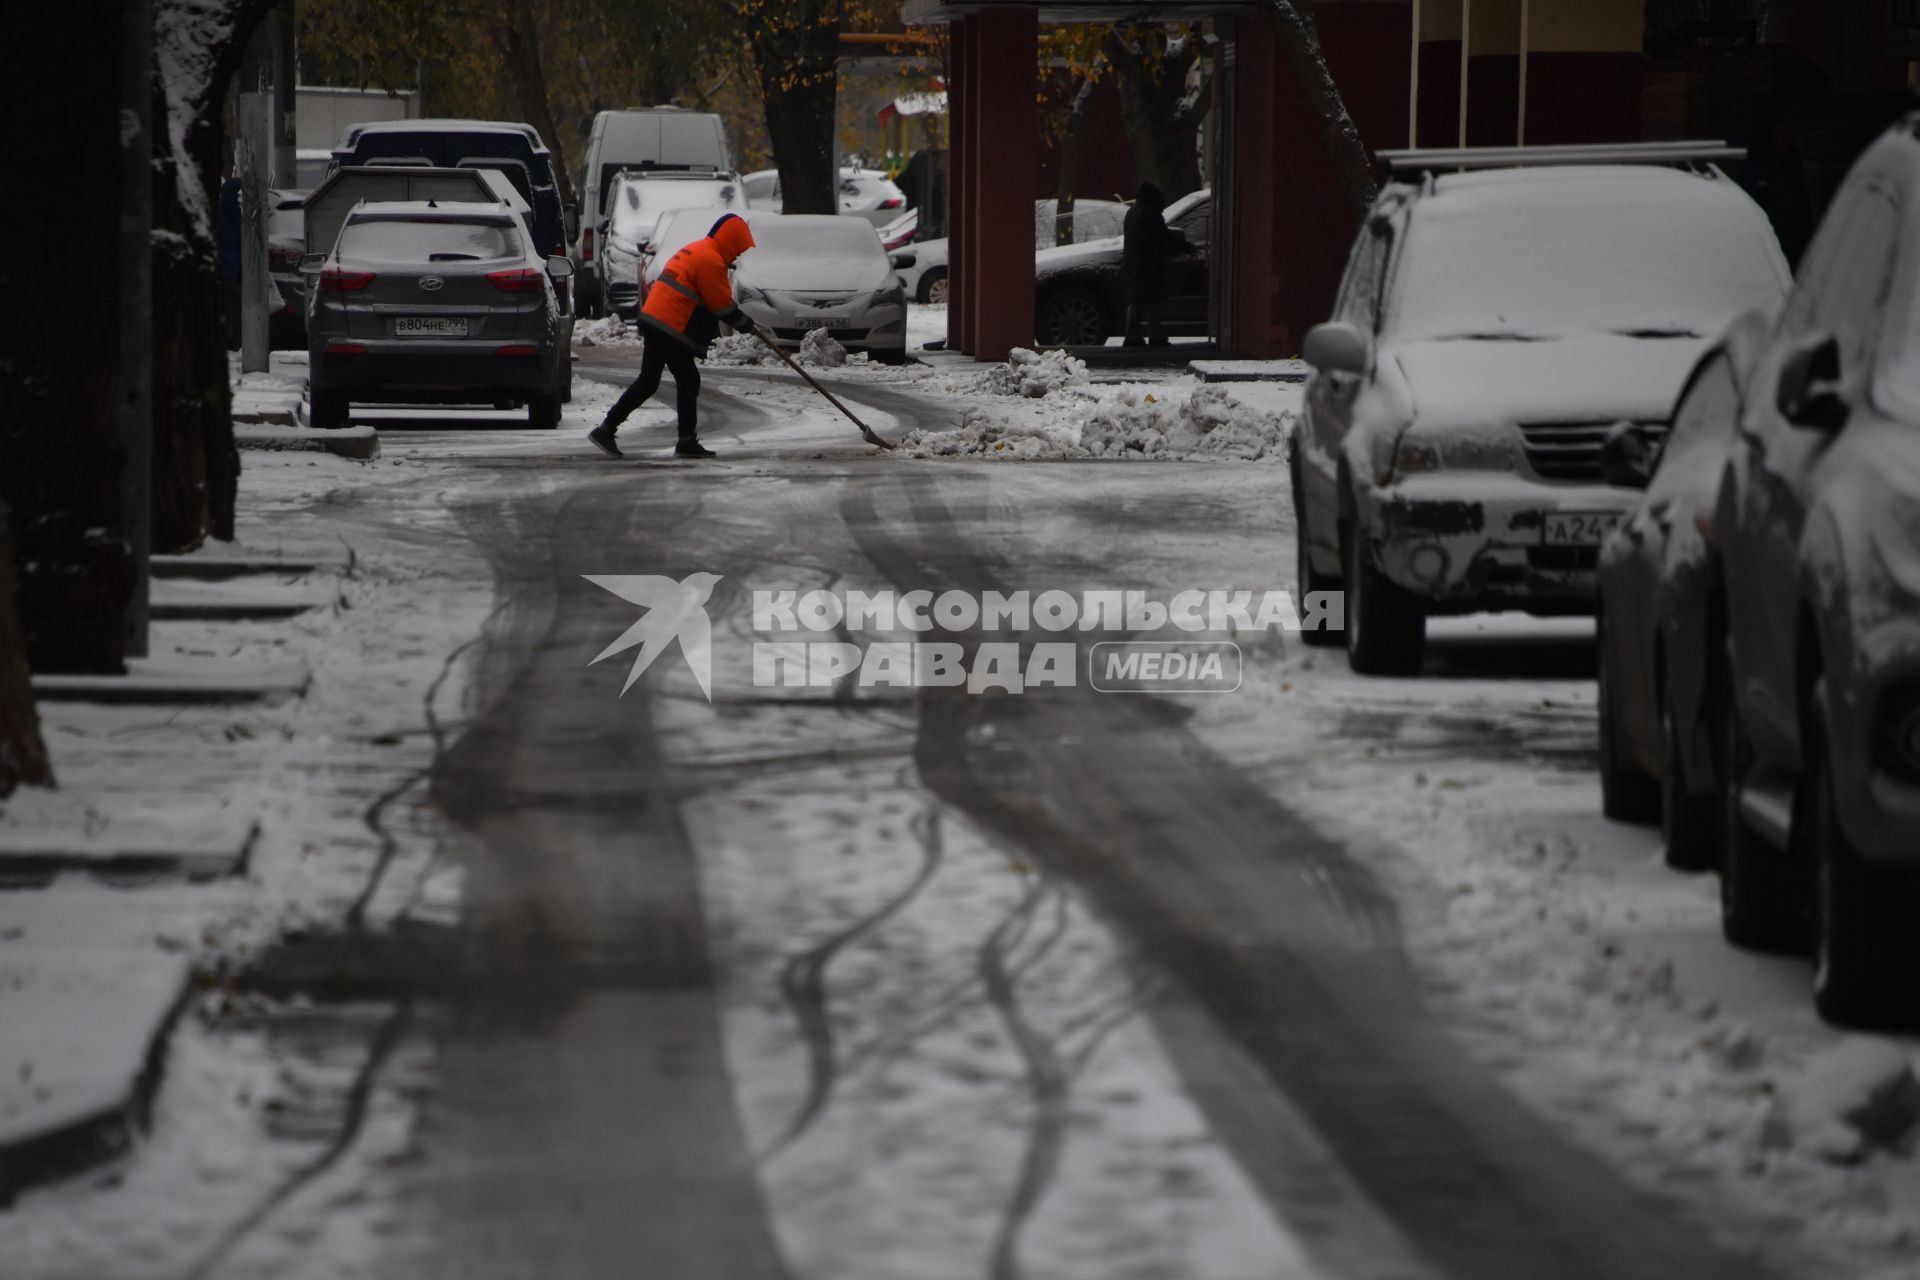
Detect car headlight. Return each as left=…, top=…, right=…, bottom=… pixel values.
left=1395, top=438, right=1445, bottom=474
left=868, top=284, right=905, bottom=308
left=736, top=285, right=770, bottom=306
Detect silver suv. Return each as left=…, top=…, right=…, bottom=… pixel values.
left=302, top=201, right=574, bottom=430
left=1293, top=145, right=1789, bottom=675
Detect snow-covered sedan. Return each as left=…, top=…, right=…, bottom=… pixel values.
left=302, top=200, right=574, bottom=429
left=1293, top=150, right=1790, bottom=675
left=1595, top=309, right=1774, bottom=868
left=1710, top=117, right=1920, bottom=1028
left=733, top=213, right=908, bottom=363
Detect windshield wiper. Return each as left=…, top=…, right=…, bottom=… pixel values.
left=428, top=253, right=482, bottom=261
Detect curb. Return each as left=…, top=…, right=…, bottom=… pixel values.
left=0, top=962, right=192, bottom=1207
left=237, top=423, right=380, bottom=460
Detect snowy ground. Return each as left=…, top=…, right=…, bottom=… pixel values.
left=3, top=338, right=1916, bottom=1279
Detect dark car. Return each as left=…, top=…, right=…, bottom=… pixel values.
left=1032, top=189, right=1210, bottom=347
left=1595, top=309, right=1773, bottom=870
left=329, top=119, right=577, bottom=264
left=302, top=201, right=574, bottom=430
left=1709, top=118, right=1920, bottom=1028
left=267, top=189, right=308, bottom=347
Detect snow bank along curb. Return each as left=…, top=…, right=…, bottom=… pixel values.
left=0, top=947, right=192, bottom=1207
left=237, top=423, right=380, bottom=460
left=1188, top=358, right=1311, bottom=384
left=900, top=375, right=1292, bottom=461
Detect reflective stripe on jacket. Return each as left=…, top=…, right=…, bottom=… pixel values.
left=640, top=213, right=757, bottom=352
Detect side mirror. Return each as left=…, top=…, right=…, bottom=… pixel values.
left=1303, top=321, right=1369, bottom=375
left=563, top=202, right=580, bottom=242
left=546, top=255, right=574, bottom=279
left=1776, top=332, right=1848, bottom=431
left=297, top=253, right=326, bottom=274
left=1600, top=421, right=1661, bottom=489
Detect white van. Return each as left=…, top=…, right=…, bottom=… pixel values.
left=576, top=108, right=733, bottom=316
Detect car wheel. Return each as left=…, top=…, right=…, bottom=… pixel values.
left=1598, top=614, right=1659, bottom=823
left=310, top=387, right=349, bottom=431
left=1292, top=460, right=1341, bottom=648
left=1714, top=654, right=1802, bottom=951
left=527, top=391, right=562, bottom=430
left=1660, top=666, right=1717, bottom=870
left=1341, top=519, right=1424, bottom=676
left=1038, top=287, right=1110, bottom=347
left=1807, top=681, right=1920, bottom=1028
left=922, top=270, right=948, bottom=305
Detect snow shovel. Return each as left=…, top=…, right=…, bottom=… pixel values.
left=753, top=329, right=896, bottom=450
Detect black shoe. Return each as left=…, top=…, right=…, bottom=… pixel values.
left=674, top=438, right=717, bottom=459
left=588, top=424, right=622, bottom=458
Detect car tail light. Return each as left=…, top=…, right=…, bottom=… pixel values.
left=487, top=268, right=544, bottom=293
left=879, top=196, right=904, bottom=210
left=319, top=268, right=375, bottom=292
left=582, top=228, right=594, bottom=262
left=325, top=341, right=367, bottom=355
left=496, top=344, right=538, bottom=356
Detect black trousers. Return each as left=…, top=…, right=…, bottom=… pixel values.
left=605, top=333, right=702, bottom=436
left=1123, top=300, right=1163, bottom=345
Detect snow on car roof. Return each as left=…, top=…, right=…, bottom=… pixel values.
left=346, top=200, right=518, bottom=222
left=340, top=119, right=549, bottom=152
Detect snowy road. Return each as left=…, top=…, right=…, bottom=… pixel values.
left=7, top=337, right=1915, bottom=1279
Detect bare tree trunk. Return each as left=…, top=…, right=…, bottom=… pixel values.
left=491, top=1, right=576, bottom=210
left=1104, top=26, right=1210, bottom=200
left=2, top=6, right=138, bottom=675
left=743, top=0, right=841, bottom=214
left=1260, top=0, right=1378, bottom=220
left=0, top=517, right=53, bottom=796
left=1054, top=66, right=1101, bottom=245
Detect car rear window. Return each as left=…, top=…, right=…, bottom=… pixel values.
left=1387, top=175, right=1787, bottom=342
left=339, top=219, right=520, bottom=263
left=611, top=181, right=735, bottom=240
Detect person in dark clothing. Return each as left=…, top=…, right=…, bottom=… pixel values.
left=1120, top=181, right=1187, bottom=348
left=216, top=176, right=242, bottom=350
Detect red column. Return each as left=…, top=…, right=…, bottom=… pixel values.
left=1228, top=23, right=1279, bottom=357
left=946, top=16, right=971, bottom=352
left=966, top=6, right=1035, bottom=361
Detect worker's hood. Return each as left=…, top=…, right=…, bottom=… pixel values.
left=1389, top=332, right=1709, bottom=427
left=710, top=213, right=756, bottom=264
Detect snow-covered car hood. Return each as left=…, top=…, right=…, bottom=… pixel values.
left=737, top=255, right=891, bottom=294
left=1034, top=235, right=1123, bottom=279
left=1392, top=333, right=1708, bottom=426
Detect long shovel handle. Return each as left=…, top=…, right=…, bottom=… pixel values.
left=754, top=330, right=896, bottom=450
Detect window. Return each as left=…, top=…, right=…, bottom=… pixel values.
left=338, top=219, right=519, bottom=263
left=1336, top=218, right=1393, bottom=332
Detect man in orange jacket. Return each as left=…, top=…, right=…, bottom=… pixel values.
left=589, top=212, right=760, bottom=460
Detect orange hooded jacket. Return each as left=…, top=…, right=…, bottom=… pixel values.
left=640, top=213, right=757, bottom=352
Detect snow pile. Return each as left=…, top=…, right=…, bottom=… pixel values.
left=799, top=328, right=848, bottom=367
left=900, top=382, right=1291, bottom=462
left=1079, top=384, right=1287, bottom=460
left=706, top=333, right=772, bottom=365
left=1761, top=1039, right=1920, bottom=1163
left=982, top=347, right=1087, bottom=398
left=577, top=316, right=641, bottom=347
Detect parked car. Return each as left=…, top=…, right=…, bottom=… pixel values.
left=1595, top=309, right=1775, bottom=868
left=301, top=200, right=574, bottom=430
left=598, top=171, right=742, bottom=318
left=1293, top=148, right=1790, bottom=675
left=576, top=107, right=733, bottom=317
left=1033, top=189, right=1211, bottom=347
left=739, top=167, right=908, bottom=230
left=1708, top=118, right=1920, bottom=1028
left=733, top=213, right=908, bottom=363
left=888, top=199, right=1135, bottom=307
left=328, top=119, right=576, bottom=266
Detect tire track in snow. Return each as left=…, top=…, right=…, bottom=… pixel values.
left=762, top=806, right=947, bottom=1161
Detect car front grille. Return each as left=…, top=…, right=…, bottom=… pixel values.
left=1526, top=546, right=1600, bottom=572
left=1517, top=420, right=1664, bottom=482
